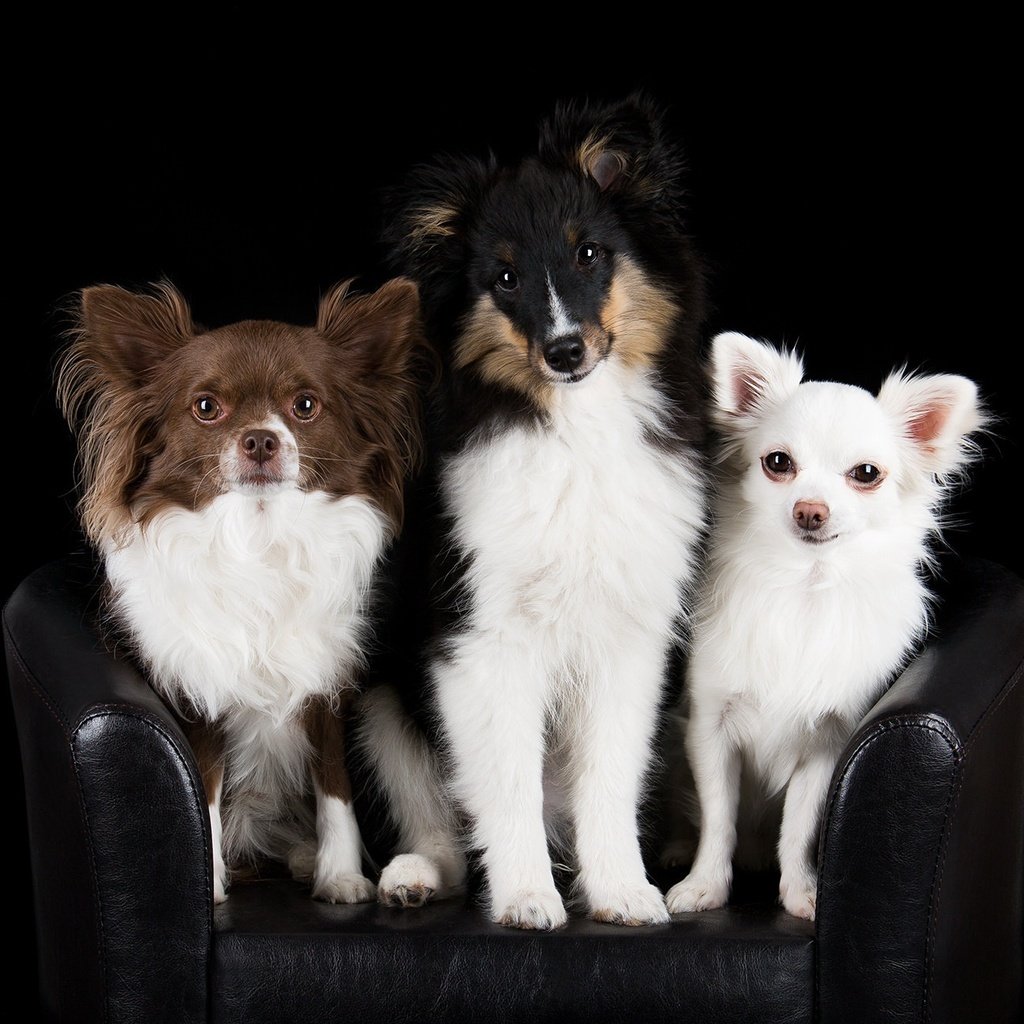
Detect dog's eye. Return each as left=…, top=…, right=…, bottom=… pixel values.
left=762, top=451, right=794, bottom=477
left=292, top=395, right=320, bottom=421
left=495, top=268, right=519, bottom=292
left=849, top=463, right=884, bottom=487
left=577, top=242, right=603, bottom=266
left=192, top=396, right=223, bottom=422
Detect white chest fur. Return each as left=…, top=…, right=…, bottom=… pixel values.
left=104, top=490, right=389, bottom=724
left=444, top=362, right=706, bottom=670
left=690, top=509, right=931, bottom=788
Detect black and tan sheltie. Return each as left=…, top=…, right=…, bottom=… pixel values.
left=360, top=95, right=710, bottom=929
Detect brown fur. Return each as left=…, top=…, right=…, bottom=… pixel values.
left=57, top=278, right=427, bottom=544
left=187, top=720, right=225, bottom=807
left=58, top=278, right=429, bottom=900
left=303, top=695, right=355, bottom=804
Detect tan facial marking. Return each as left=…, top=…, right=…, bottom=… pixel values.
left=454, top=294, right=550, bottom=406
left=601, top=257, right=680, bottom=369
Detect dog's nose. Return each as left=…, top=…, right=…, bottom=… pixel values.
left=543, top=335, right=585, bottom=374
left=793, top=500, right=830, bottom=532
left=241, top=429, right=279, bottom=465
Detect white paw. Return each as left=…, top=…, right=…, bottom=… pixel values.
left=665, top=872, right=730, bottom=913
left=287, top=840, right=318, bottom=882
left=379, top=853, right=443, bottom=908
left=312, top=872, right=377, bottom=904
left=494, top=888, right=568, bottom=931
left=780, top=875, right=817, bottom=920
left=589, top=882, right=669, bottom=926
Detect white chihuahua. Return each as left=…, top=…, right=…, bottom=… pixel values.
left=665, top=331, right=983, bottom=920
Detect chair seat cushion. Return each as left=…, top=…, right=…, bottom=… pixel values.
left=211, top=878, right=814, bottom=1024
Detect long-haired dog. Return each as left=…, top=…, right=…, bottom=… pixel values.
left=665, top=331, right=984, bottom=919
left=58, top=278, right=423, bottom=903
left=359, top=95, right=709, bottom=929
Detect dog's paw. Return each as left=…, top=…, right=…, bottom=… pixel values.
left=590, top=882, right=669, bottom=926
left=379, top=853, right=442, bottom=908
left=779, top=875, right=816, bottom=921
left=665, top=873, right=729, bottom=913
left=312, top=872, right=377, bottom=905
left=494, top=888, right=568, bottom=931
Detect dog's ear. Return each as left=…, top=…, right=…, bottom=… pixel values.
left=877, top=371, right=985, bottom=477
left=383, top=155, right=497, bottom=301
left=710, top=332, right=804, bottom=429
left=317, top=277, right=429, bottom=529
left=318, top=277, right=423, bottom=372
left=538, top=93, right=682, bottom=202
left=77, top=282, right=195, bottom=385
left=57, top=282, right=194, bottom=547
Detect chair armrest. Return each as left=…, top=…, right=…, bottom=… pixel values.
left=816, top=557, right=1024, bottom=1024
left=4, top=556, right=210, bottom=1024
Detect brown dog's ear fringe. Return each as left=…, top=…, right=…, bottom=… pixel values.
left=316, top=276, right=432, bottom=530
left=79, top=281, right=196, bottom=384
left=315, top=278, right=358, bottom=341
left=317, top=277, right=420, bottom=364
left=56, top=280, right=195, bottom=547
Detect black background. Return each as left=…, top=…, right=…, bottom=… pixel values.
left=6, top=13, right=1020, bottom=1003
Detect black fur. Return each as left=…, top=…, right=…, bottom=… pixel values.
left=386, top=93, right=708, bottom=455
left=379, top=93, right=710, bottom=690
left=363, top=95, right=711, bottom=881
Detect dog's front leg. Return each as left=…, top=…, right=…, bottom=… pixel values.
left=777, top=735, right=843, bottom=921
left=304, top=695, right=377, bottom=904
left=435, top=643, right=566, bottom=930
left=359, top=686, right=467, bottom=909
left=568, top=645, right=670, bottom=925
left=665, top=700, right=741, bottom=913
left=187, top=721, right=228, bottom=903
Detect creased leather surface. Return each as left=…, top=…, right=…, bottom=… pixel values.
left=5, top=557, right=210, bottom=1023
left=817, top=558, right=1024, bottom=1024
left=213, top=879, right=814, bottom=1024
left=6, top=602, right=104, bottom=1023
left=7, top=556, right=1023, bottom=1024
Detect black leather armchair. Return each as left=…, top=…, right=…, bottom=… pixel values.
left=5, top=555, right=1023, bottom=1023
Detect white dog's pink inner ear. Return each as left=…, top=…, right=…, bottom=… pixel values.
left=907, top=402, right=953, bottom=453
left=731, top=361, right=764, bottom=415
